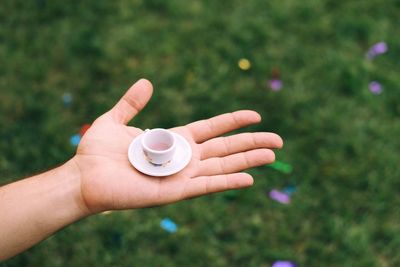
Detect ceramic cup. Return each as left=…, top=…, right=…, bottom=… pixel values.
left=141, top=128, right=176, bottom=165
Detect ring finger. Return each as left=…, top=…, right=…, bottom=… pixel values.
left=196, top=149, right=275, bottom=176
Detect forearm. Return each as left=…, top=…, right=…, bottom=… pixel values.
left=0, top=159, right=89, bottom=261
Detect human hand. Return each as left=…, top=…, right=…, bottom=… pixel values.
left=72, top=79, right=283, bottom=214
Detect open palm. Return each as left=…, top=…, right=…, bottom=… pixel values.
left=72, top=79, right=283, bottom=214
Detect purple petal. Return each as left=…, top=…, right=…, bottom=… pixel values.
left=366, top=42, right=388, bottom=59
left=369, top=81, right=383, bottom=94
left=372, top=42, right=388, bottom=54
left=269, top=189, right=290, bottom=204
left=272, top=261, right=296, bottom=267
left=268, top=79, right=283, bottom=91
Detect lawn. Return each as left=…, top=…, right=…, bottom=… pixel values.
left=1, top=1, right=400, bottom=266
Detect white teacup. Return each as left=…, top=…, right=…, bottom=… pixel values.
left=141, top=128, right=176, bottom=165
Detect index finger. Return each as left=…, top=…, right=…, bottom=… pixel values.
left=186, top=110, right=261, bottom=143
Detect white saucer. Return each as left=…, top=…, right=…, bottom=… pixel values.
left=128, top=132, right=192, bottom=177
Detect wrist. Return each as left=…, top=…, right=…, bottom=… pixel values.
left=0, top=158, right=91, bottom=260
left=64, top=157, right=92, bottom=217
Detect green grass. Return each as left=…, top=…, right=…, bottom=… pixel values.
left=1, top=0, right=400, bottom=266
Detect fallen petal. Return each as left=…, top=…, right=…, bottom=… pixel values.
left=80, top=124, right=91, bottom=136
left=366, top=41, right=388, bottom=59
left=269, top=189, right=291, bottom=204
left=269, top=160, right=293, bottom=174
left=238, top=58, right=251, bottom=70
left=283, top=185, right=296, bottom=196
left=369, top=81, right=383, bottom=94
left=268, top=79, right=283, bottom=91
left=70, top=134, right=81, bottom=147
left=62, top=92, right=73, bottom=106
left=160, top=218, right=178, bottom=233
left=272, top=261, right=296, bottom=267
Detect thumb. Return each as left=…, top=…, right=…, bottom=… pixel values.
left=109, top=79, right=153, bottom=125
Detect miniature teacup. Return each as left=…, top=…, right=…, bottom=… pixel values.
left=141, top=128, right=176, bottom=165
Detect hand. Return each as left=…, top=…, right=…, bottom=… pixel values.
left=72, top=79, right=283, bottom=214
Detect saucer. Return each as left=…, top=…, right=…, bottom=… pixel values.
left=128, top=132, right=192, bottom=177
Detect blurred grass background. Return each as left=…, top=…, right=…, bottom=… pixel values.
left=1, top=0, right=400, bottom=266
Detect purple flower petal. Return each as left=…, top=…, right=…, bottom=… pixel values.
left=269, top=189, right=290, bottom=204
left=272, top=261, right=296, bottom=267
left=369, top=81, right=383, bottom=94
left=366, top=42, right=388, bottom=59
left=268, top=79, right=283, bottom=91
left=373, top=42, right=388, bottom=54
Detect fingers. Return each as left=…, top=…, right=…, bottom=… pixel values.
left=200, top=132, right=283, bottom=160
left=197, top=149, right=275, bottom=176
left=186, top=110, right=261, bottom=143
left=182, top=173, right=254, bottom=199
left=109, top=79, right=153, bottom=125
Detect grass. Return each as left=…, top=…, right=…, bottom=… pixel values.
left=1, top=0, right=400, bottom=266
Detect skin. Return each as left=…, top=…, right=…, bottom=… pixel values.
left=0, top=79, right=283, bottom=261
